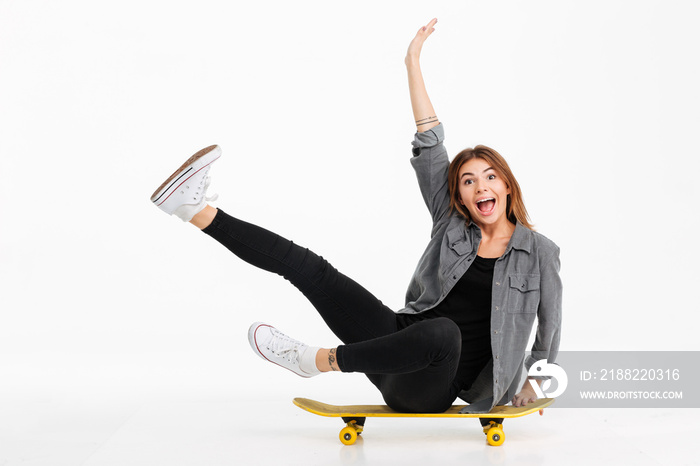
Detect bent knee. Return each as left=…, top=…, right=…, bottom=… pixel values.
left=417, top=317, right=461, bottom=348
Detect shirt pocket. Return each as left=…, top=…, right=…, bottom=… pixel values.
left=440, top=229, right=472, bottom=275
left=507, top=273, right=540, bottom=313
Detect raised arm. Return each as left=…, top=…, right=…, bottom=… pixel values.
left=406, top=18, right=450, bottom=224
left=406, top=18, right=440, bottom=132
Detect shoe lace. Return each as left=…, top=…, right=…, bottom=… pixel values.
left=200, top=169, right=218, bottom=202
left=268, top=330, right=303, bottom=364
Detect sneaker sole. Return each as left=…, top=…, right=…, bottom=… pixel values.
left=151, top=145, right=221, bottom=207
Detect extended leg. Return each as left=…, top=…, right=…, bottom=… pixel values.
left=153, top=149, right=398, bottom=345
left=201, top=208, right=399, bottom=345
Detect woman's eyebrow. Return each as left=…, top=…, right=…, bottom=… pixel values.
left=460, top=167, right=495, bottom=179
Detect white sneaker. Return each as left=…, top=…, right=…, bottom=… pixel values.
left=151, top=145, right=221, bottom=222
left=248, top=322, right=317, bottom=378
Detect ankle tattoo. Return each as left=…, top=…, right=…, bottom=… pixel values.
left=328, top=348, right=339, bottom=371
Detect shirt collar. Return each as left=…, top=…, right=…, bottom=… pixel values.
left=463, top=220, right=533, bottom=255
left=506, top=222, right=533, bottom=254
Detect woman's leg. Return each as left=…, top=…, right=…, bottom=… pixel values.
left=198, top=207, right=399, bottom=345
left=193, top=205, right=462, bottom=412
left=153, top=147, right=397, bottom=345
left=252, top=316, right=463, bottom=412
left=155, top=150, right=462, bottom=412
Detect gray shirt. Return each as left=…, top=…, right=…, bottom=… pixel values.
left=401, top=123, right=562, bottom=413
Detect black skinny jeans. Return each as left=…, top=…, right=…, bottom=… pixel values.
left=203, top=209, right=463, bottom=413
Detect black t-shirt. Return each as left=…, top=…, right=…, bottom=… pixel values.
left=398, top=255, right=496, bottom=391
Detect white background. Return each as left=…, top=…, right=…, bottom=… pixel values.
left=1, top=1, right=699, bottom=464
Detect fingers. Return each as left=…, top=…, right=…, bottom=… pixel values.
left=407, top=18, right=437, bottom=61
left=512, top=394, right=538, bottom=407
left=418, top=18, right=438, bottom=35
left=424, top=17, right=438, bottom=30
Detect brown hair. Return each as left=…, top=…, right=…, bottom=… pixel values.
left=447, top=145, right=534, bottom=230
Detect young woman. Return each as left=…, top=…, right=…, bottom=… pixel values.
left=150, top=18, right=562, bottom=417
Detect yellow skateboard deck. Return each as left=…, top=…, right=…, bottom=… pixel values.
left=293, top=397, right=554, bottom=446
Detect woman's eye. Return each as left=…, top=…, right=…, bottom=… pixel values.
left=464, top=179, right=474, bottom=185
left=488, top=174, right=496, bottom=180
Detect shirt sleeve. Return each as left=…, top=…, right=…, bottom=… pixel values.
left=409, top=123, right=450, bottom=224
left=525, top=246, right=563, bottom=376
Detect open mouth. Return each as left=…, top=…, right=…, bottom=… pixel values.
left=476, top=197, right=496, bottom=215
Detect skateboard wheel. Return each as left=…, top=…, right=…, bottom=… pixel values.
left=486, top=427, right=505, bottom=447
left=339, top=426, right=358, bottom=445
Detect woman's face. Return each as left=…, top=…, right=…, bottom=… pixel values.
left=457, top=157, right=511, bottom=228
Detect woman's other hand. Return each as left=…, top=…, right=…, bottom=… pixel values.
left=405, top=18, right=437, bottom=67
left=512, top=378, right=540, bottom=407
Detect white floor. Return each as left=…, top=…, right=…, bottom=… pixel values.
left=1, top=394, right=696, bottom=466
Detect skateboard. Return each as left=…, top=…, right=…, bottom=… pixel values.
left=293, top=397, right=554, bottom=446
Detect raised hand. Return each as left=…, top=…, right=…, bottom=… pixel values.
left=405, top=18, right=438, bottom=67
